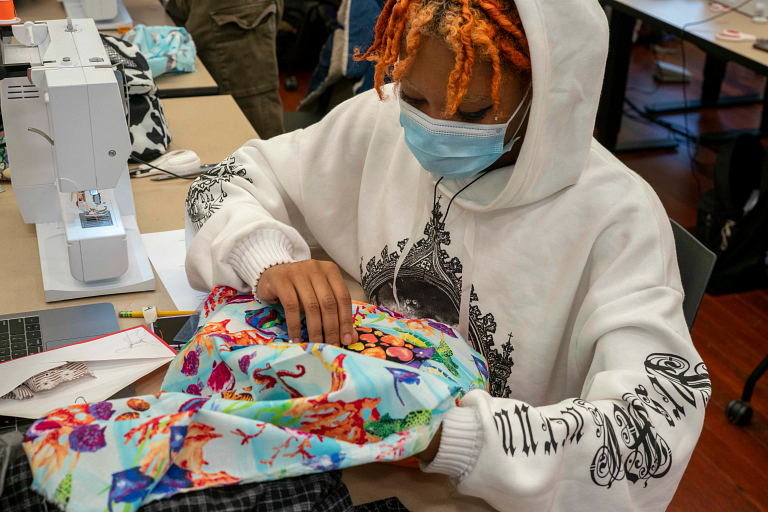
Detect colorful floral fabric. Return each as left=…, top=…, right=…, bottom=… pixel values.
left=23, top=287, right=487, bottom=512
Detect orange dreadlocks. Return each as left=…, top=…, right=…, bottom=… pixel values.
left=355, top=0, right=531, bottom=116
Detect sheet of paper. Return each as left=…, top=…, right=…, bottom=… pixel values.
left=0, top=326, right=176, bottom=397
left=141, top=229, right=209, bottom=311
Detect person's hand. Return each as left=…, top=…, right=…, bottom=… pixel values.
left=415, top=425, right=442, bottom=463
left=256, top=260, right=359, bottom=347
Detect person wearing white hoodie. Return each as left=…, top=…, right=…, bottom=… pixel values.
left=183, top=0, right=711, bottom=509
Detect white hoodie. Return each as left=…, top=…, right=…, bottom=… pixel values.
left=184, top=0, right=710, bottom=509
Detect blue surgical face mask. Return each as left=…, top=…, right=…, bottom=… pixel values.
left=399, top=85, right=531, bottom=180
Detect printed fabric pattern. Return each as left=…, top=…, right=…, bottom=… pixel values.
left=1, top=384, right=33, bottom=400
left=1, top=455, right=355, bottom=512
left=101, top=34, right=173, bottom=162
left=26, top=362, right=95, bottom=392
left=122, top=25, right=197, bottom=78
left=0, top=136, right=9, bottom=180
left=22, top=287, right=486, bottom=512
left=1, top=362, right=95, bottom=400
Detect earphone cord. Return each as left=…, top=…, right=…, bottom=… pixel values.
left=433, top=167, right=501, bottom=224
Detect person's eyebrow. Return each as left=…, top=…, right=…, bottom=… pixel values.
left=461, top=92, right=493, bottom=103
left=400, top=78, right=426, bottom=96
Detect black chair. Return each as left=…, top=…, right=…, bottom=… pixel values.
left=670, top=219, right=764, bottom=427
left=283, top=111, right=325, bottom=132
left=670, top=219, right=716, bottom=332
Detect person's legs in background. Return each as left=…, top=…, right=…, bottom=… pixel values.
left=167, top=0, right=286, bottom=139
left=234, top=89, right=285, bottom=140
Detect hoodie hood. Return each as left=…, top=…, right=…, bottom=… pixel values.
left=437, top=0, right=609, bottom=212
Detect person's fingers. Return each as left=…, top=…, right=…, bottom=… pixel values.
left=310, top=273, right=341, bottom=346
left=323, top=262, right=357, bottom=346
left=258, top=260, right=358, bottom=347
left=294, top=275, right=325, bottom=345
left=276, top=281, right=302, bottom=343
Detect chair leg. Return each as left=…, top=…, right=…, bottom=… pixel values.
left=742, top=354, right=768, bottom=402
left=726, top=353, right=768, bottom=426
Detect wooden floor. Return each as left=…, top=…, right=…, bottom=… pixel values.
left=278, top=71, right=313, bottom=113
left=277, top=41, right=768, bottom=511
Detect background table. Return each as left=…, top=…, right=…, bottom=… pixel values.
left=596, top=0, right=768, bottom=151
left=13, top=0, right=219, bottom=97
left=0, top=92, right=493, bottom=510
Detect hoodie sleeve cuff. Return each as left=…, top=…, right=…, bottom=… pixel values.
left=420, top=406, right=483, bottom=482
left=227, top=229, right=296, bottom=291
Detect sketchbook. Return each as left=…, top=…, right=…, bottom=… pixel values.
left=0, top=326, right=176, bottom=419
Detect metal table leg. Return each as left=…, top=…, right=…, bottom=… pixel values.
left=596, top=8, right=679, bottom=152
left=697, top=78, right=768, bottom=144
left=596, top=7, right=635, bottom=152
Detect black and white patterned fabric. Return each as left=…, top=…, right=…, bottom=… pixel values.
left=0, top=456, right=412, bottom=512
left=1, top=456, right=351, bottom=512
left=0, top=456, right=47, bottom=511
left=139, top=471, right=355, bottom=512
left=355, top=497, right=411, bottom=512
left=101, top=35, right=172, bottom=162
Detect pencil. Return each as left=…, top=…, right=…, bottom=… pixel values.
left=119, top=311, right=196, bottom=318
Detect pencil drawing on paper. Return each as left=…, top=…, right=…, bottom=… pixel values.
left=115, top=329, right=158, bottom=354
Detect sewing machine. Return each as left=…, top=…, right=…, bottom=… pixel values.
left=57, top=0, right=133, bottom=30
left=0, top=18, right=154, bottom=301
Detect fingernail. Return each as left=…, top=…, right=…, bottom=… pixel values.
left=292, top=338, right=301, bottom=344
left=343, top=334, right=352, bottom=346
